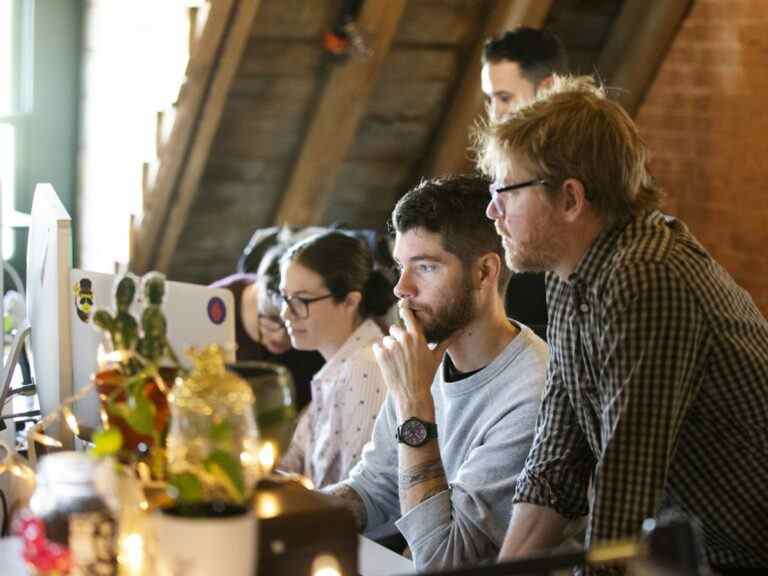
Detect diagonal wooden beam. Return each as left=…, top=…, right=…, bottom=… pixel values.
left=272, top=0, right=407, bottom=227
left=598, top=0, right=693, bottom=117
left=153, top=0, right=262, bottom=272
left=132, top=0, right=261, bottom=274
left=132, top=0, right=234, bottom=274
left=425, top=0, right=554, bottom=178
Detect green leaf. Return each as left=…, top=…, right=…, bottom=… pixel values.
left=126, top=391, right=155, bottom=435
left=204, top=449, right=245, bottom=501
left=209, top=420, right=233, bottom=446
left=90, top=428, right=123, bottom=457
left=170, top=473, right=203, bottom=503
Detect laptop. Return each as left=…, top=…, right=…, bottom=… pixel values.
left=69, top=269, right=235, bottom=428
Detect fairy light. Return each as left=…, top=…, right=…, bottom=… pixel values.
left=256, top=492, right=281, bottom=519
left=0, top=453, right=36, bottom=482
left=136, top=462, right=152, bottom=484
left=32, top=433, right=64, bottom=448
left=312, top=554, right=343, bottom=576
left=297, top=474, right=314, bottom=490
left=27, top=381, right=96, bottom=466
left=100, top=407, right=110, bottom=429
left=62, top=406, right=80, bottom=437
left=258, top=440, right=277, bottom=475
left=119, top=532, right=145, bottom=575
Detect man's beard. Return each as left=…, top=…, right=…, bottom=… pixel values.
left=419, top=270, right=476, bottom=344
left=503, top=236, right=560, bottom=273
left=498, top=215, right=563, bottom=274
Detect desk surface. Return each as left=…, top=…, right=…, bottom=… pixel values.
left=0, top=535, right=413, bottom=576
left=358, top=534, right=413, bottom=575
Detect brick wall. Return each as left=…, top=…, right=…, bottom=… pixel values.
left=636, top=0, right=768, bottom=316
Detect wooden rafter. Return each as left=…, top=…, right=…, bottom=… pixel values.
left=272, top=0, right=407, bottom=227
left=132, top=0, right=261, bottom=274
left=598, top=0, right=693, bottom=117
left=425, top=0, right=554, bottom=178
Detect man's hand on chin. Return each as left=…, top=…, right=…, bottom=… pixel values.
left=372, top=302, right=449, bottom=419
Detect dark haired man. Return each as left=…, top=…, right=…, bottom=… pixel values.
left=482, top=26, right=568, bottom=121
left=324, top=175, right=548, bottom=571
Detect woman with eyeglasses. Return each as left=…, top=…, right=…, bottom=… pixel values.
left=210, top=242, right=325, bottom=410
left=277, top=230, right=395, bottom=488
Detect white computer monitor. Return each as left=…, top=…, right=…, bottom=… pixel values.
left=26, top=184, right=237, bottom=438
left=26, top=183, right=74, bottom=446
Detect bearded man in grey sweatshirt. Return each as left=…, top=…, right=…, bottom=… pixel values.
left=323, top=175, right=548, bottom=571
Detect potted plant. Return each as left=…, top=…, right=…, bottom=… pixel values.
left=90, top=272, right=180, bottom=480
left=156, top=345, right=260, bottom=576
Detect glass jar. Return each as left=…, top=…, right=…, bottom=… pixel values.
left=226, top=361, right=296, bottom=456
left=20, top=451, right=117, bottom=575
left=166, top=346, right=261, bottom=506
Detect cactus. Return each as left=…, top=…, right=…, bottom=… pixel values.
left=137, top=272, right=179, bottom=366
left=91, top=270, right=180, bottom=476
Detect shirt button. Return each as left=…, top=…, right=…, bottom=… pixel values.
left=579, top=303, right=589, bottom=313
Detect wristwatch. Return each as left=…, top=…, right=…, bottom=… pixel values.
left=396, top=417, right=438, bottom=447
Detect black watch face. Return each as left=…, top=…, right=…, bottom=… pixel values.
left=400, top=419, right=428, bottom=446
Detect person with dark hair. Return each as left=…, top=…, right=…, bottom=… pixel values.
left=478, top=76, right=768, bottom=574
left=480, top=26, right=567, bottom=338
left=277, top=230, right=395, bottom=488
left=323, top=175, right=548, bottom=571
left=210, top=242, right=324, bottom=411
left=482, top=26, right=568, bottom=121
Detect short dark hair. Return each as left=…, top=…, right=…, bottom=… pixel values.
left=389, top=175, right=511, bottom=294
left=281, top=230, right=395, bottom=318
left=483, top=27, right=568, bottom=87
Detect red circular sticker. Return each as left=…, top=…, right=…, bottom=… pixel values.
left=207, top=296, right=227, bottom=325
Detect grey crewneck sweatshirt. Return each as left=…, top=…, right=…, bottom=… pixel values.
left=343, top=323, right=547, bottom=571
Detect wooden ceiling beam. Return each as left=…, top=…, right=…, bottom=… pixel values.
left=272, top=0, right=407, bottom=228
left=598, top=0, right=693, bottom=117
left=132, top=0, right=261, bottom=274
left=425, top=0, right=554, bottom=178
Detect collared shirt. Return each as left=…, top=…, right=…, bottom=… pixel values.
left=279, top=319, right=386, bottom=489
left=514, top=210, right=768, bottom=570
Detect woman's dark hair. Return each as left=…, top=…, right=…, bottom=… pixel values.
left=257, top=242, right=288, bottom=296
left=281, top=230, right=395, bottom=318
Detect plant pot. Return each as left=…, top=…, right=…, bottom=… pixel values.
left=94, top=366, right=177, bottom=478
left=154, top=503, right=257, bottom=576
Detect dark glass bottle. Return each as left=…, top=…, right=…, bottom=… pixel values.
left=23, top=452, right=117, bottom=575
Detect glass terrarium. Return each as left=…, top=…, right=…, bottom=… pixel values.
left=166, top=345, right=261, bottom=508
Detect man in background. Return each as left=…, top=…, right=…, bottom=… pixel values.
left=481, top=27, right=568, bottom=335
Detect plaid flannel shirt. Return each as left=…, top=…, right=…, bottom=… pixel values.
left=513, top=210, right=768, bottom=571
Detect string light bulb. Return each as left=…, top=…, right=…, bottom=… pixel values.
left=312, top=553, right=343, bottom=576
left=32, top=433, right=63, bottom=448
left=118, top=532, right=145, bottom=576
left=62, top=406, right=80, bottom=437
left=258, top=440, right=277, bottom=475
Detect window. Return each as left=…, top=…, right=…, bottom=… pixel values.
left=0, top=0, right=32, bottom=260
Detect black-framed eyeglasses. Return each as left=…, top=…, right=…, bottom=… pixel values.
left=278, top=292, right=336, bottom=319
left=489, top=178, right=548, bottom=214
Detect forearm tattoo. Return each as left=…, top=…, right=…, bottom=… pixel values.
left=322, top=483, right=367, bottom=531
left=415, top=484, right=447, bottom=505
left=399, top=458, right=446, bottom=495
